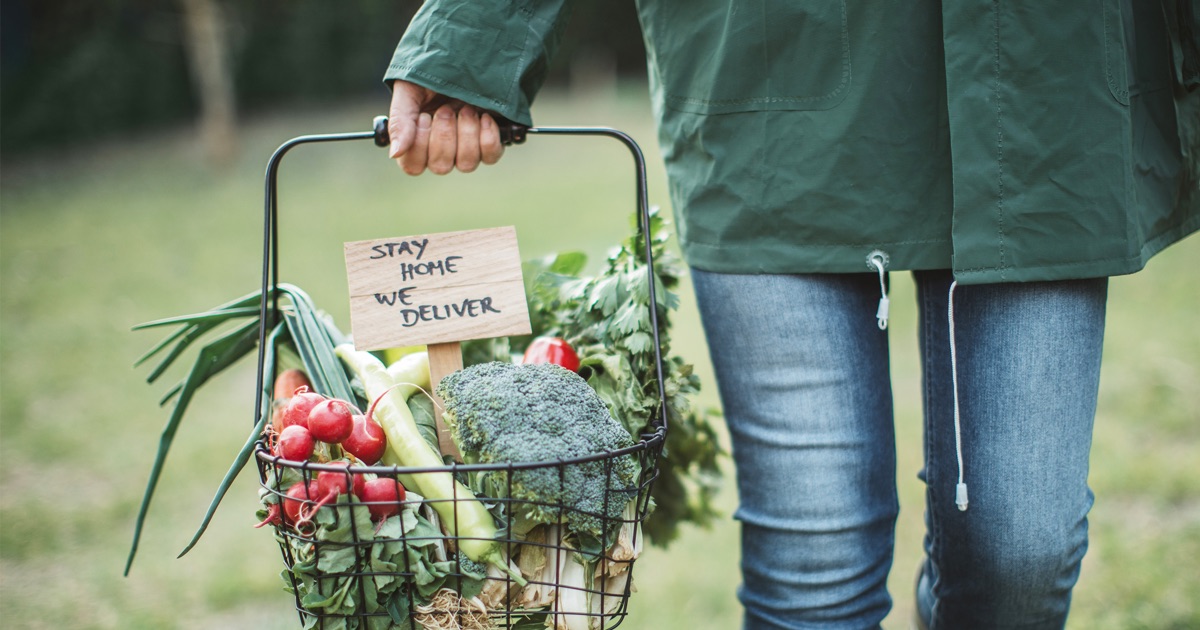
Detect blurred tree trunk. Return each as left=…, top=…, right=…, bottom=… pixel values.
left=181, top=0, right=237, bottom=166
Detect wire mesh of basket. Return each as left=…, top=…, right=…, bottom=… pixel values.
left=251, top=119, right=669, bottom=629
left=255, top=436, right=662, bottom=629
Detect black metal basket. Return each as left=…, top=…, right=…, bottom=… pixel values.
left=250, top=118, right=669, bottom=629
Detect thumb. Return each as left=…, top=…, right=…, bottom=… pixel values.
left=387, top=81, right=427, bottom=158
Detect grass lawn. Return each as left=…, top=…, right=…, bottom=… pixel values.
left=1, top=88, right=1196, bottom=629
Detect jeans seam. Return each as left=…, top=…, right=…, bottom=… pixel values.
left=919, top=274, right=943, bottom=617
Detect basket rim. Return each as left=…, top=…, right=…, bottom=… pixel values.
left=255, top=426, right=665, bottom=474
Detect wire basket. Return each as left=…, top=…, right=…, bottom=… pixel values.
left=255, top=439, right=661, bottom=629
left=251, top=118, right=669, bottom=629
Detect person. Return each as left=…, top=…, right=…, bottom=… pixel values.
left=380, top=2, right=1199, bottom=628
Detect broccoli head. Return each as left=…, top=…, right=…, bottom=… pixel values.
left=435, top=361, right=642, bottom=540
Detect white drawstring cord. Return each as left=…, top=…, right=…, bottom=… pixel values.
left=867, top=251, right=889, bottom=330
left=948, top=280, right=969, bottom=511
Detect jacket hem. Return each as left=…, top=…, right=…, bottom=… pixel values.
left=951, top=217, right=1200, bottom=284
left=681, top=237, right=954, bottom=275
left=678, top=216, right=1199, bottom=282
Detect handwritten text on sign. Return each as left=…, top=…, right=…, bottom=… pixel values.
left=345, top=226, right=531, bottom=350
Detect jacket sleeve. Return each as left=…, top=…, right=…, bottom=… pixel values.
left=383, top=1, right=574, bottom=127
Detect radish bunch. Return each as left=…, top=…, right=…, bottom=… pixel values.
left=261, top=369, right=405, bottom=530
left=271, top=372, right=388, bottom=466
left=267, top=467, right=406, bottom=530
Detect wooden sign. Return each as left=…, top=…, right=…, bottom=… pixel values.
left=344, top=226, right=532, bottom=351
left=345, top=226, right=531, bottom=461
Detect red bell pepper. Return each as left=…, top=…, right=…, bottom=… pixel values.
left=522, top=336, right=581, bottom=372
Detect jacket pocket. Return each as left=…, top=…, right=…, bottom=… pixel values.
left=1102, top=0, right=1131, bottom=105
left=639, top=0, right=850, bottom=114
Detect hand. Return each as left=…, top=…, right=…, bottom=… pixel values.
left=387, top=80, right=505, bottom=175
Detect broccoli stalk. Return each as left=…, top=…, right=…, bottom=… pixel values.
left=435, top=362, right=642, bottom=542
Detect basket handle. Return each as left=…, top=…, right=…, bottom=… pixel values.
left=255, top=117, right=670, bottom=441
left=370, top=113, right=528, bottom=146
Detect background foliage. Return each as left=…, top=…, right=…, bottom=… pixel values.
left=1, top=0, right=647, bottom=154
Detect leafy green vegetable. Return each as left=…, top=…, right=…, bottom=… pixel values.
left=517, top=209, right=725, bottom=546
left=406, top=390, right=439, bottom=452
left=262, top=482, right=497, bottom=629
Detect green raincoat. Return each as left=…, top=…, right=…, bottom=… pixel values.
left=386, top=1, right=1199, bottom=284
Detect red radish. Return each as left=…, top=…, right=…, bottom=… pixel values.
left=255, top=503, right=282, bottom=528
left=308, top=398, right=356, bottom=443
left=274, top=425, right=315, bottom=461
left=281, top=387, right=325, bottom=430
left=339, top=462, right=368, bottom=497
left=271, top=408, right=285, bottom=434
left=273, top=369, right=312, bottom=401
left=341, top=414, right=387, bottom=465
left=316, top=469, right=352, bottom=500
left=360, top=477, right=405, bottom=521
left=282, top=480, right=319, bottom=525
left=270, top=369, right=312, bottom=432
left=302, top=466, right=366, bottom=523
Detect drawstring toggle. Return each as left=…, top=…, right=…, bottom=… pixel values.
left=948, top=280, right=969, bottom=512
left=866, top=250, right=890, bottom=330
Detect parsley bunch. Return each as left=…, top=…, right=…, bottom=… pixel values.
left=519, top=210, right=725, bottom=547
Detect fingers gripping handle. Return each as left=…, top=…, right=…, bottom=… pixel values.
left=372, top=115, right=529, bottom=148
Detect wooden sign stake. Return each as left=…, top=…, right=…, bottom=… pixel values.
left=427, top=341, right=465, bottom=462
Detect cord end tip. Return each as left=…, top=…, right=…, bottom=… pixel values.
left=955, top=483, right=969, bottom=511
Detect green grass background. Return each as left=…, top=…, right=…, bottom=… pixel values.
left=2, top=89, right=1197, bottom=629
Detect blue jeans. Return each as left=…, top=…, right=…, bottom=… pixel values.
left=690, top=269, right=1107, bottom=630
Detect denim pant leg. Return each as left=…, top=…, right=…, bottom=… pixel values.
left=913, top=271, right=1107, bottom=629
left=691, top=269, right=898, bottom=630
